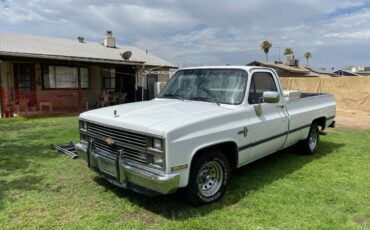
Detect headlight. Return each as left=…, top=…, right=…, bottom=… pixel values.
left=80, top=120, right=87, bottom=131
left=152, top=138, right=163, bottom=150
left=148, top=137, right=165, bottom=168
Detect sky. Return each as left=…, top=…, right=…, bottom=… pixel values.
left=1, top=0, right=370, bottom=70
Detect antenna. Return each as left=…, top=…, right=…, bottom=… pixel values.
left=121, top=51, right=132, bottom=61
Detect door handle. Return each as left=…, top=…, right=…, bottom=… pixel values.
left=276, top=105, right=285, bottom=109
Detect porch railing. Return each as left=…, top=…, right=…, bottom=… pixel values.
left=1, top=87, right=84, bottom=118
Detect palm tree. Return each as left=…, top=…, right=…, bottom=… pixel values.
left=284, top=48, right=294, bottom=56
left=260, top=40, right=272, bottom=63
left=304, top=51, right=312, bottom=66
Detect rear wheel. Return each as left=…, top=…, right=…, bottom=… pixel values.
left=186, top=150, right=230, bottom=206
left=301, top=123, right=319, bottom=154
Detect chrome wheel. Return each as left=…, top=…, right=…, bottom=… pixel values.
left=309, top=127, right=318, bottom=151
left=196, top=160, right=224, bottom=197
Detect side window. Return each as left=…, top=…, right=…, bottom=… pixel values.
left=248, top=72, right=277, bottom=104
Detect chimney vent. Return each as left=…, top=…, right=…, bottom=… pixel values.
left=77, top=36, right=85, bottom=43
left=103, top=31, right=116, bottom=48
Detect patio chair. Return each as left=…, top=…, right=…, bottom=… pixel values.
left=14, top=98, right=29, bottom=116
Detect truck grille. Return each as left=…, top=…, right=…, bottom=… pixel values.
left=86, top=122, right=148, bottom=164
left=87, top=122, right=147, bottom=148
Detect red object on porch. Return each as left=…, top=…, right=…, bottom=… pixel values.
left=1, top=87, right=85, bottom=118
left=1, top=88, right=7, bottom=118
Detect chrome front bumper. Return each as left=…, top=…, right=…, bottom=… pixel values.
left=75, top=141, right=179, bottom=195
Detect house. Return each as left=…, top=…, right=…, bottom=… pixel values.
left=246, top=61, right=335, bottom=77
left=0, top=32, right=177, bottom=118
left=343, top=66, right=370, bottom=76
left=356, top=71, right=370, bottom=76
left=246, top=61, right=309, bottom=77
left=355, top=66, right=370, bottom=76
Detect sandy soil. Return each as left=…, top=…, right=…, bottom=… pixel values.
left=335, top=110, right=370, bottom=129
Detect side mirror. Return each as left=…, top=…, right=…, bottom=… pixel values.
left=254, top=91, right=280, bottom=116
left=263, top=91, right=280, bottom=103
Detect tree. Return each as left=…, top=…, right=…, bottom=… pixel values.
left=260, top=40, right=272, bottom=63
left=304, top=51, right=312, bottom=66
left=284, top=48, right=294, bottom=56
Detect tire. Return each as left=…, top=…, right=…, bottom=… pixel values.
left=186, top=150, right=230, bottom=206
left=301, top=122, right=320, bottom=155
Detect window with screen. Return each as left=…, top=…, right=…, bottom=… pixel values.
left=43, top=66, right=89, bottom=89
left=248, top=72, right=277, bottom=104
left=17, top=66, right=32, bottom=89
left=80, top=67, right=89, bottom=88
left=102, top=68, right=116, bottom=89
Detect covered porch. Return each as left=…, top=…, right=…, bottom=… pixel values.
left=0, top=58, right=164, bottom=118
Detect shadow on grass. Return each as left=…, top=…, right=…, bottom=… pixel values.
left=0, top=130, right=64, bottom=211
left=93, top=140, right=345, bottom=220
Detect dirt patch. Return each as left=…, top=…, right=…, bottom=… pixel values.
left=353, top=216, right=366, bottom=226
left=335, top=110, right=370, bottom=129
left=121, top=212, right=157, bottom=225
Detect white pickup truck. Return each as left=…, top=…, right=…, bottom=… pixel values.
left=75, top=66, right=336, bottom=205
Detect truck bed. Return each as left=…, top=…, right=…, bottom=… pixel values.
left=283, top=92, right=336, bottom=148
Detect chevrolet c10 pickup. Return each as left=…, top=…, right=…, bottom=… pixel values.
left=75, top=66, right=336, bottom=205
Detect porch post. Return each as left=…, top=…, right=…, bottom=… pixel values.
left=0, top=64, right=2, bottom=117
left=0, top=88, right=4, bottom=118
left=77, top=66, right=82, bottom=113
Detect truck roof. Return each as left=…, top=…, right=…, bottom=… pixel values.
left=180, top=65, right=273, bottom=72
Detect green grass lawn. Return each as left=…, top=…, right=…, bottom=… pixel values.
left=0, top=116, right=369, bottom=229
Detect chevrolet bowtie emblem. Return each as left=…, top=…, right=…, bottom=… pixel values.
left=105, top=137, right=115, bottom=145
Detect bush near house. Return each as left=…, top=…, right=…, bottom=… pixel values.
left=0, top=116, right=369, bottom=229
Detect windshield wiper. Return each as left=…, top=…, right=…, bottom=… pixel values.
left=190, top=96, right=220, bottom=106
left=160, top=93, right=184, bottom=101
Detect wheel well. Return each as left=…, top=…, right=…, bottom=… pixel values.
left=313, top=117, right=326, bottom=130
left=191, top=142, right=238, bottom=170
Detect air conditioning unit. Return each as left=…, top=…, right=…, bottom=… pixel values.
left=285, top=54, right=295, bottom=65
left=294, top=59, right=299, bottom=67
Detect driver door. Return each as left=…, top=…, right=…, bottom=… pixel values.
left=246, top=70, right=289, bottom=162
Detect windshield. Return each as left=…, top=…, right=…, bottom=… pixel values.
left=158, top=69, right=248, bottom=105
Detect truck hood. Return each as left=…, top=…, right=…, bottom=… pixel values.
left=80, top=99, right=233, bottom=136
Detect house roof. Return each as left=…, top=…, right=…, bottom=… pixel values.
left=355, top=71, right=370, bottom=76
left=247, top=61, right=309, bottom=74
left=0, top=32, right=176, bottom=68
left=333, top=70, right=361, bottom=76
left=306, top=67, right=335, bottom=75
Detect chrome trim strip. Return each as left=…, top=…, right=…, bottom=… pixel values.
left=238, top=123, right=311, bottom=151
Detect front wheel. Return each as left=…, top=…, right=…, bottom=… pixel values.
left=186, top=150, right=230, bottom=206
left=301, top=123, right=320, bottom=155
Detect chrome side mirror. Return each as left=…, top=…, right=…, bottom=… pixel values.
left=254, top=91, right=280, bottom=116
left=263, top=91, right=280, bottom=104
